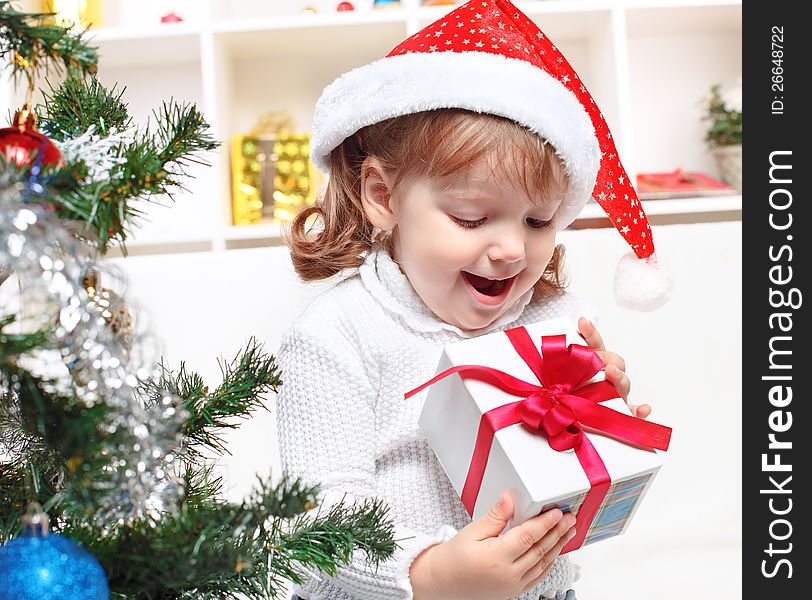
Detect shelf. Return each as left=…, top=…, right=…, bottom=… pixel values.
left=95, top=193, right=745, bottom=257
left=625, top=1, right=741, bottom=35
left=209, top=1, right=407, bottom=22
left=217, top=195, right=742, bottom=247
left=578, top=194, right=741, bottom=219
left=85, top=0, right=743, bottom=43
left=88, top=25, right=202, bottom=67
left=89, top=21, right=203, bottom=42
left=214, top=18, right=408, bottom=60
left=416, top=1, right=613, bottom=41
left=417, top=0, right=614, bottom=19
left=104, top=240, right=214, bottom=258
left=213, top=9, right=411, bottom=35
left=624, top=26, right=740, bottom=176
left=224, top=223, right=285, bottom=241
left=0, top=0, right=742, bottom=258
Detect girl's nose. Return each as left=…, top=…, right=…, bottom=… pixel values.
left=487, top=230, right=525, bottom=263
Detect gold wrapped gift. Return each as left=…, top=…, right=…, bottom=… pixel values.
left=231, top=112, right=320, bottom=226
left=42, top=1, right=103, bottom=28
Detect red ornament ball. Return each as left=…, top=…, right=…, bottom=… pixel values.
left=0, top=108, right=62, bottom=168
left=337, top=2, right=355, bottom=11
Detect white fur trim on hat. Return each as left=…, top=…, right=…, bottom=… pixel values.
left=311, top=51, right=600, bottom=229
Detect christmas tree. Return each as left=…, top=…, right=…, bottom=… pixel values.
left=0, top=3, right=396, bottom=598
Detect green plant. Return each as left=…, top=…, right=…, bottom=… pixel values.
left=702, top=79, right=742, bottom=147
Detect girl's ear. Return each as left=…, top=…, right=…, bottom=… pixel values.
left=360, top=157, right=397, bottom=230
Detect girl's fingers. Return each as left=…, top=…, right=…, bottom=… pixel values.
left=514, top=513, right=576, bottom=573
left=577, top=317, right=605, bottom=352
left=630, top=403, right=652, bottom=419
left=502, top=509, right=569, bottom=560
left=596, top=350, right=626, bottom=373
left=519, top=527, right=577, bottom=592
left=580, top=318, right=650, bottom=418
left=606, top=364, right=631, bottom=400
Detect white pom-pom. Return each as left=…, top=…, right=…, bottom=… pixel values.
left=613, top=252, right=672, bottom=311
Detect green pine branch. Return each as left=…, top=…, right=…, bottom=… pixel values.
left=1, top=321, right=399, bottom=599
left=141, top=339, right=281, bottom=457
left=0, top=460, right=30, bottom=540
left=0, top=385, right=72, bottom=544
left=65, top=475, right=396, bottom=600
left=0, top=0, right=97, bottom=87
left=266, top=495, right=398, bottom=592
left=0, top=314, right=49, bottom=359
left=2, top=71, right=219, bottom=255
left=38, top=76, right=131, bottom=140
left=0, top=442, right=67, bottom=541
left=154, top=100, right=221, bottom=166
left=9, top=365, right=109, bottom=463
left=0, top=362, right=121, bottom=517
left=38, top=91, right=220, bottom=252
left=180, top=462, right=224, bottom=509
left=0, top=312, right=135, bottom=527
left=2, top=4, right=219, bottom=255
left=247, top=474, right=319, bottom=521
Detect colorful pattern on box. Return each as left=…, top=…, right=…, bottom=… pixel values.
left=540, top=472, right=653, bottom=547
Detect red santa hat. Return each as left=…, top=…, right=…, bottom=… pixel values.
left=311, top=0, right=671, bottom=310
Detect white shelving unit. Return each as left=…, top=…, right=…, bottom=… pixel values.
left=1, top=0, right=742, bottom=255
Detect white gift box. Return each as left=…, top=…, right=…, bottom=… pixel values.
left=417, top=316, right=667, bottom=549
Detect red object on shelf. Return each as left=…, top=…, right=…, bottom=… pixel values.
left=160, top=12, right=183, bottom=23
left=336, top=1, right=355, bottom=10
left=636, top=169, right=735, bottom=200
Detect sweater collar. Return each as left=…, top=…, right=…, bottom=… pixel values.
left=358, top=247, right=534, bottom=338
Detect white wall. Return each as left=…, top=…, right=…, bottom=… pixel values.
left=108, top=219, right=742, bottom=599
left=558, top=222, right=742, bottom=598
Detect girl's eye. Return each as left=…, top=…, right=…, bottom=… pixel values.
left=450, top=215, right=552, bottom=229
left=526, top=217, right=552, bottom=229
left=450, top=215, right=487, bottom=228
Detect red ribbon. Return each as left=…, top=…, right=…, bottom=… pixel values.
left=405, top=326, right=672, bottom=552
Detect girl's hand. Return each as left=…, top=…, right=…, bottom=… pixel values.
left=577, top=317, right=652, bottom=420
left=410, top=492, right=576, bottom=600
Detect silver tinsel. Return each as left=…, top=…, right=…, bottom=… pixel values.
left=0, top=164, right=186, bottom=526
left=55, top=124, right=137, bottom=185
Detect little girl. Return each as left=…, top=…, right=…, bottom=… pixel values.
left=276, top=2, right=665, bottom=599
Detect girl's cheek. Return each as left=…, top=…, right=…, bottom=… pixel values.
left=527, top=237, right=556, bottom=266
left=439, top=235, right=479, bottom=264
left=421, top=225, right=466, bottom=253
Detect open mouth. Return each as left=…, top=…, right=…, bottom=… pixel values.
left=462, top=271, right=517, bottom=304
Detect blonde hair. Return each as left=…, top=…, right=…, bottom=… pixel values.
left=284, top=109, right=569, bottom=297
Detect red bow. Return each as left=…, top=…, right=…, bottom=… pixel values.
left=520, top=389, right=585, bottom=452
left=406, top=326, right=672, bottom=552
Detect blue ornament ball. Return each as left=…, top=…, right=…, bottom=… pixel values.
left=0, top=532, right=109, bottom=600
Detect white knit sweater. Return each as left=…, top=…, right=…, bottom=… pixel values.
left=276, top=248, right=596, bottom=600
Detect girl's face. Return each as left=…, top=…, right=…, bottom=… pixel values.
left=387, top=159, right=562, bottom=332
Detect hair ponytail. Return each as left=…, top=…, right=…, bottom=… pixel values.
left=283, top=134, right=375, bottom=280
